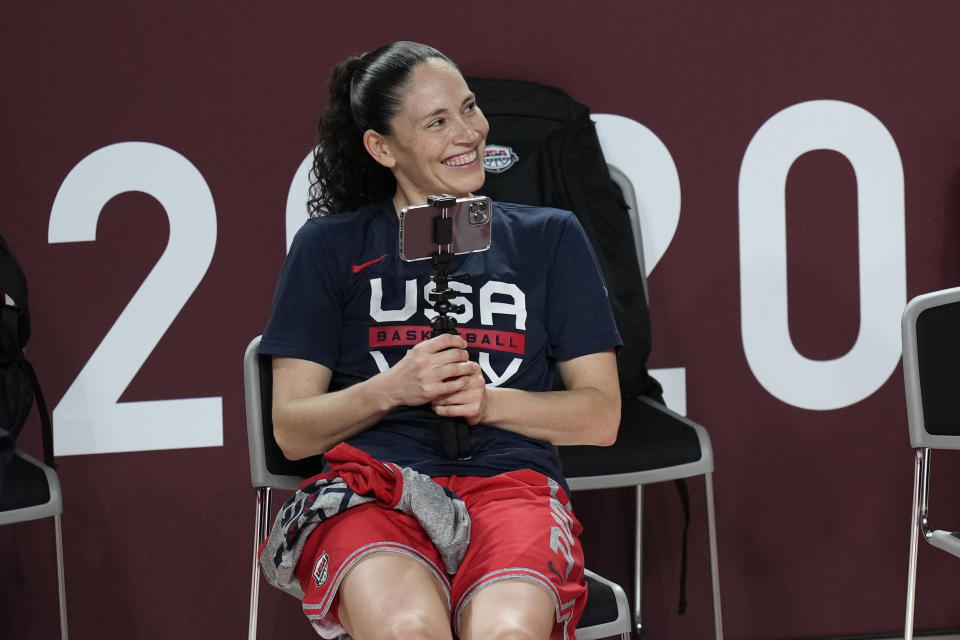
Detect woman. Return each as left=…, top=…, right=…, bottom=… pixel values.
left=260, top=41, right=621, bottom=640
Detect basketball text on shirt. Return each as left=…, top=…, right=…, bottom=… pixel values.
left=367, top=276, right=527, bottom=387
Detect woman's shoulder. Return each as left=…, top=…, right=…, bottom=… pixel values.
left=304, top=200, right=393, bottom=229
left=287, top=200, right=393, bottom=264
left=492, top=200, right=572, bottom=220
left=293, top=200, right=392, bottom=243
left=491, top=200, right=580, bottom=236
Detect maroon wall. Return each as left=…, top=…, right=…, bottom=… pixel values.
left=3, top=3, right=960, bottom=638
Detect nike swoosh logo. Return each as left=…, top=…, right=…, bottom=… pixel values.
left=352, top=253, right=390, bottom=274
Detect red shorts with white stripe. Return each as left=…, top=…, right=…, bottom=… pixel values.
left=293, top=469, right=587, bottom=639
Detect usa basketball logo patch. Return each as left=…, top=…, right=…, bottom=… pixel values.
left=313, top=552, right=330, bottom=587
left=484, top=145, right=519, bottom=174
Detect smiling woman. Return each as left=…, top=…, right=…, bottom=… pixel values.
left=361, top=59, right=488, bottom=210
left=257, top=41, right=622, bottom=640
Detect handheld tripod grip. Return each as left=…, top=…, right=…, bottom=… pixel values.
left=429, top=316, right=473, bottom=460
left=429, top=278, right=473, bottom=460
left=419, top=194, right=475, bottom=461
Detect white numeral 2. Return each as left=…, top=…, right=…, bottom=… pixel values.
left=49, top=142, right=222, bottom=455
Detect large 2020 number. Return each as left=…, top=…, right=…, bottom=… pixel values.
left=49, top=142, right=222, bottom=456
left=49, top=102, right=906, bottom=456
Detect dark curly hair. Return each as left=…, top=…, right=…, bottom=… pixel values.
left=308, top=42, right=454, bottom=216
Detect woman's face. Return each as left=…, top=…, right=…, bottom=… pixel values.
left=369, top=59, right=489, bottom=209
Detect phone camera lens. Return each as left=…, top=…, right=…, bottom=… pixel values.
left=468, top=201, right=489, bottom=225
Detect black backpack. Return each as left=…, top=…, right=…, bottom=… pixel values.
left=468, top=77, right=662, bottom=401
left=0, top=232, right=54, bottom=496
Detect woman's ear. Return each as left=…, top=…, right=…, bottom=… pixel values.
left=363, top=130, right=396, bottom=168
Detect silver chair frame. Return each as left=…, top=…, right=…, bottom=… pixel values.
left=0, top=449, right=68, bottom=639
left=901, top=286, right=960, bottom=640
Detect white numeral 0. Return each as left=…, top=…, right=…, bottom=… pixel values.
left=49, top=142, right=222, bottom=455
left=739, top=100, right=906, bottom=411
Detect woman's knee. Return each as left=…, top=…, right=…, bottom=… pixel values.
left=465, top=618, right=547, bottom=640
left=341, top=606, right=451, bottom=640
left=341, top=594, right=453, bottom=640
left=459, top=580, right=556, bottom=640
left=379, top=609, right=452, bottom=640
left=337, top=552, right=453, bottom=640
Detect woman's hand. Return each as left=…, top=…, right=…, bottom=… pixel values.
left=381, top=333, right=481, bottom=408
left=462, top=350, right=621, bottom=446
left=430, top=363, right=488, bottom=425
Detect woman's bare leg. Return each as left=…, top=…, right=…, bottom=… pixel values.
left=458, top=579, right=556, bottom=640
left=337, top=552, right=454, bottom=640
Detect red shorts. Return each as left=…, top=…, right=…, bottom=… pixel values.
left=293, top=469, right=587, bottom=639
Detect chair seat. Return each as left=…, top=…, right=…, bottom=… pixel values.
left=0, top=451, right=61, bottom=525
left=560, top=396, right=704, bottom=479
left=0, top=452, right=51, bottom=512
left=577, top=569, right=631, bottom=639
left=579, top=572, right=621, bottom=627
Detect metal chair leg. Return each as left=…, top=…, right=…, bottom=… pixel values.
left=905, top=448, right=927, bottom=640
left=633, top=476, right=722, bottom=640
left=249, top=487, right=273, bottom=640
left=634, top=484, right=643, bottom=637
left=54, top=514, right=68, bottom=640
left=705, top=472, right=723, bottom=640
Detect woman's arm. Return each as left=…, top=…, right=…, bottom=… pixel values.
left=272, top=333, right=481, bottom=460
left=431, top=349, right=621, bottom=446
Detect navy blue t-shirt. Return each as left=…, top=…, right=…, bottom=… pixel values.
left=260, top=200, right=621, bottom=485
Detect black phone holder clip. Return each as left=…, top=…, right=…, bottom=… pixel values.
left=426, top=194, right=472, bottom=460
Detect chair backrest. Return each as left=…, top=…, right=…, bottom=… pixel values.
left=606, top=164, right=649, bottom=303
left=243, top=336, right=324, bottom=489
left=902, top=286, right=960, bottom=449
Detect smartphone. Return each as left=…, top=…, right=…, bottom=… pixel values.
left=398, top=195, right=493, bottom=262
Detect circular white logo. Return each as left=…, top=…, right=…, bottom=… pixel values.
left=483, top=145, right=519, bottom=174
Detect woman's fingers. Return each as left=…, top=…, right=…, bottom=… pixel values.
left=432, top=367, right=487, bottom=425
left=385, top=334, right=481, bottom=406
